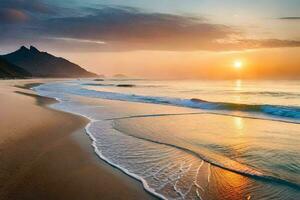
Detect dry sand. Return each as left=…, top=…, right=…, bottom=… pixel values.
left=0, top=79, right=155, bottom=200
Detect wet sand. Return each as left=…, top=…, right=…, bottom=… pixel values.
left=0, top=80, right=155, bottom=200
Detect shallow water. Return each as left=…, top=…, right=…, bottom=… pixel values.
left=114, top=114, right=300, bottom=185
left=34, top=79, right=300, bottom=199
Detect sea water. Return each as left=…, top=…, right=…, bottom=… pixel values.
left=34, top=79, right=300, bottom=199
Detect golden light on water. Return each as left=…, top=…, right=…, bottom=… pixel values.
left=234, top=117, right=244, bottom=131
left=214, top=166, right=252, bottom=200
left=234, top=79, right=242, bottom=102
left=235, top=79, right=242, bottom=90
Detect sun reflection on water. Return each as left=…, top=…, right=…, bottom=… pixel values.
left=234, top=79, right=242, bottom=102
left=234, top=117, right=244, bottom=131
left=211, top=166, right=253, bottom=200
left=234, top=79, right=242, bottom=91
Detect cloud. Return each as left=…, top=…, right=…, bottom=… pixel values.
left=0, top=0, right=56, bottom=15
left=215, top=39, right=300, bottom=50
left=278, top=17, right=300, bottom=20
left=0, top=8, right=29, bottom=23
left=50, top=37, right=106, bottom=44
left=1, top=3, right=300, bottom=52
left=36, top=6, right=238, bottom=51
left=238, top=39, right=300, bottom=48
left=37, top=7, right=300, bottom=51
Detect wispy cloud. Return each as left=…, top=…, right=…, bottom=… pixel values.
left=0, top=0, right=57, bottom=14
left=39, top=6, right=236, bottom=51
left=50, top=37, right=106, bottom=44
left=37, top=7, right=300, bottom=51
left=1, top=1, right=300, bottom=52
left=0, top=8, right=29, bottom=23
left=278, top=17, right=300, bottom=20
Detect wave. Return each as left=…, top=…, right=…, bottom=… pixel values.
left=238, top=91, right=300, bottom=98
left=33, top=82, right=300, bottom=199
left=36, top=82, right=300, bottom=120
left=85, top=121, right=168, bottom=200
left=81, top=86, right=300, bottom=120
left=190, top=98, right=300, bottom=119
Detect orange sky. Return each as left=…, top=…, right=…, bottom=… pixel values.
left=57, top=47, right=300, bottom=79
left=1, top=0, right=300, bottom=79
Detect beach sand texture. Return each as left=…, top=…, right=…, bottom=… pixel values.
left=0, top=80, right=155, bottom=200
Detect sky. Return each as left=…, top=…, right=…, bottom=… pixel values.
left=0, top=0, right=300, bottom=79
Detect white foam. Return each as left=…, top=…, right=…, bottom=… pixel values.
left=34, top=81, right=300, bottom=123
left=33, top=82, right=212, bottom=199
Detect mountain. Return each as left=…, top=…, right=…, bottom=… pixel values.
left=0, top=56, right=31, bottom=79
left=3, top=46, right=97, bottom=77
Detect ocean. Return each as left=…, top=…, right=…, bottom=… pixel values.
left=34, top=79, right=300, bottom=200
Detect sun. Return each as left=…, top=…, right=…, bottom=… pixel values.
left=234, top=60, right=243, bottom=69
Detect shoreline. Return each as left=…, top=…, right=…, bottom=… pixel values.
left=0, top=80, right=155, bottom=200
left=35, top=81, right=167, bottom=200
left=32, top=81, right=166, bottom=199
left=34, top=80, right=300, bottom=199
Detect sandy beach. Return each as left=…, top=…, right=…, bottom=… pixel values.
left=0, top=79, right=155, bottom=200
left=1, top=1, right=298, bottom=198
left=30, top=79, right=300, bottom=200
left=1, top=79, right=299, bottom=200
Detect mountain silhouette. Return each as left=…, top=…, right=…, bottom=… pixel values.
left=0, top=56, right=31, bottom=79
left=3, top=46, right=96, bottom=77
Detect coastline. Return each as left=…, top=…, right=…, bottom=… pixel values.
left=34, top=80, right=300, bottom=200
left=0, top=79, right=155, bottom=200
